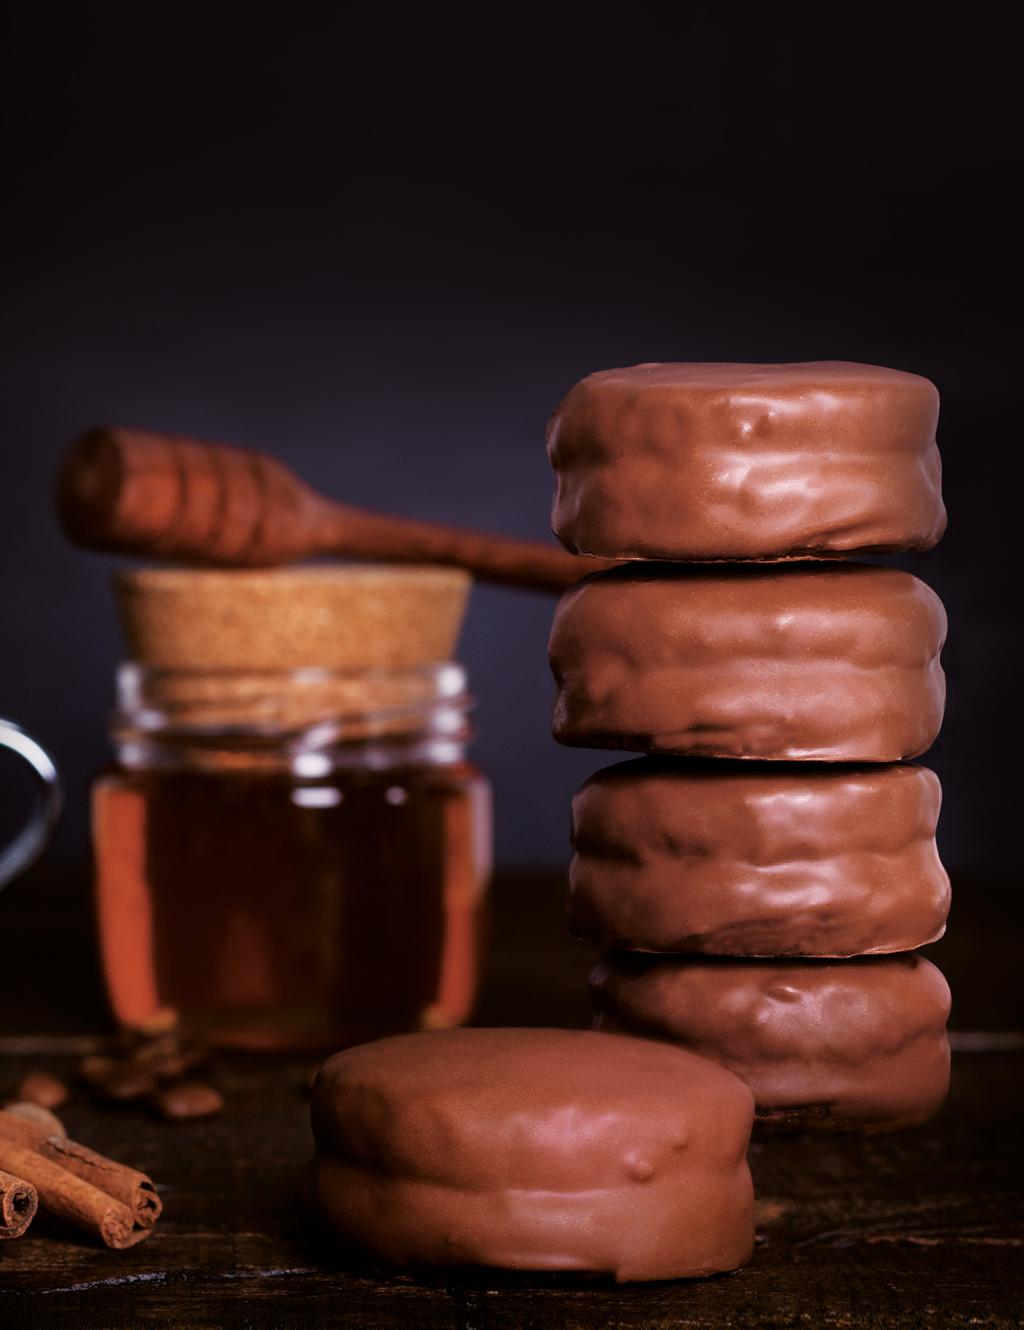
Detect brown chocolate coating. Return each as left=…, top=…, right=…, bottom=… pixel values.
left=308, top=1027, right=754, bottom=1281
left=570, top=759, right=950, bottom=956
left=549, top=563, right=946, bottom=761
left=592, top=954, right=951, bottom=1132
left=549, top=361, right=945, bottom=560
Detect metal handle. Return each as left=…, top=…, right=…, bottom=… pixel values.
left=0, top=719, right=63, bottom=891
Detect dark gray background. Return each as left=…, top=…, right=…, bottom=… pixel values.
left=1, top=9, right=1020, bottom=872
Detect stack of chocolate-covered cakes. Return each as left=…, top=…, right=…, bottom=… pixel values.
left=548, top=361, right=951, bottom=1131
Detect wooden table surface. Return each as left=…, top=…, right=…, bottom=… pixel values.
left=1, top=864, right=1022, bottom=1328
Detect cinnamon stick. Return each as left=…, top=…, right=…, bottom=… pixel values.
left=0, top=1167, right=37, bottom=1239
left=0, top=1138, right=140, bottom=1248
left=0, top=1109, right=161, bottom=1247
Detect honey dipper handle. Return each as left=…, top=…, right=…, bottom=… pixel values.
left=309, top=498, right=610, bottom=592
left=57, top=428, right=613, bottom=592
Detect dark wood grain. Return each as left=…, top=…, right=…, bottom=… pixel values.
left=0, top=866, right=1021, bottom=1327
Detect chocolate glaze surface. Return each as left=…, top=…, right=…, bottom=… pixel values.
left=548, top=361, right=945, bottom=560
left=592, top=954, right=951, bottom=1132
left=570, top=759, right=949, bottom=956
left=549, top=563, right=946, bottom=761
left=309, top=1027, right=754, bottom=1282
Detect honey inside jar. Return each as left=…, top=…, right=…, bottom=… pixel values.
left=91, top=569, right=492, bottom=1052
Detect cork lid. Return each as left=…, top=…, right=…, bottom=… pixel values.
left=115, top=566, right=471, bottom=670
left=112, top=567, right=473, bottom=737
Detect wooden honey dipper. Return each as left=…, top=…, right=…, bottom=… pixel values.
left=57, top=428, right=616, bottom=592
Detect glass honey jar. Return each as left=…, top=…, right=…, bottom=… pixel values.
left=91, top=568, right=492, bottom=1052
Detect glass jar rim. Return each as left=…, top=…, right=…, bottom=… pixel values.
left=112, top=660, right=472, bottom=747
